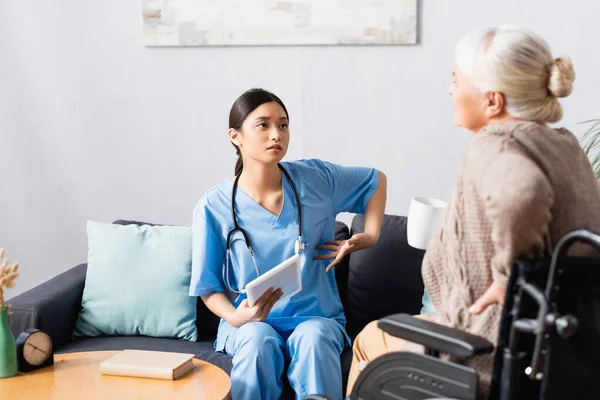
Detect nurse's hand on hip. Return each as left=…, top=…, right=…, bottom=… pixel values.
left=229, top=287, right=283, bottom=327
left=315, top=233, right=378, bottom=272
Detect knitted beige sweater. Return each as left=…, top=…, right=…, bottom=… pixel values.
left=421, top=120, right=600, bottom=396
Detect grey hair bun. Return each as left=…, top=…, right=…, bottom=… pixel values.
left=548, top=57, right=575, bottom=98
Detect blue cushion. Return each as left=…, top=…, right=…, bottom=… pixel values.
left=73, top=221, right=198, bottom=341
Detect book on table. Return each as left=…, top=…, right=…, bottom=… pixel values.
left=99, top=349, right=195, bottom=380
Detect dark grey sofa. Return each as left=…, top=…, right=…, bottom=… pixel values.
left=8, top=214, right=425, bottom=398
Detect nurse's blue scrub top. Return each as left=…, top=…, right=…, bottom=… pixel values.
left=189, top=159, right=379, bottom=350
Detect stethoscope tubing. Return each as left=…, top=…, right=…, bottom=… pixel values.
left=224, top=164, right=304, bottom=293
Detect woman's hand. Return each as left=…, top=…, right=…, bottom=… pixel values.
left=227, top=287, right=283, bottom=327
left=469, top=282, right=506, bottom=314
left=315, top=170, right=386, bottom=273
left=315, top=233, right=378, bottom=272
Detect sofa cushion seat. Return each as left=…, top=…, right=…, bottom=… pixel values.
left=57, top=337, right=233, bottom=374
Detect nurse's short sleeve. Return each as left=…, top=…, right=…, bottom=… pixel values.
left=319, top=160, right=379, bottom=215
left=189, top=203, right=226, bottom=297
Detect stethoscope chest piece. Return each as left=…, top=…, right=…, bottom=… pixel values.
left=294, top=238, right=305, bottom=255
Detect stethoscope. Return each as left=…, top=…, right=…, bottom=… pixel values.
left=224, top=164, right=305, bottom=294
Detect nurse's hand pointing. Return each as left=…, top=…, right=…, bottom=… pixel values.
left=316, top=233, right=377, bottom=272
left=228, top=287, right=283, bottom=328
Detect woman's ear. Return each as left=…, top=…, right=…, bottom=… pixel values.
left=229, top=128, right=242, bottom=147
left=484, top=91, right=506, bottom=119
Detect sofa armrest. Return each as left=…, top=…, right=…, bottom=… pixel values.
left=378, top=313, right=494, bottom=359
left=8, top=264, right=87, bottom=349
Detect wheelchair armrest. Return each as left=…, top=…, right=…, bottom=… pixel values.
left=378, top=313, right=494, bottom=359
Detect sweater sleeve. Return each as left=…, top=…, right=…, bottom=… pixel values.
left=478, top=150, right=555, bottom=287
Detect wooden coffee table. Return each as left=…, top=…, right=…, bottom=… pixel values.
left=0, top=351, right=231, bottom=400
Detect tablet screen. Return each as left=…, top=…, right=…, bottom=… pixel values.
left=245, top=254, right=302, bottom=307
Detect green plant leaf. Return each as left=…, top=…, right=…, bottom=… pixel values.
left=579, top=118, right=600, bottom=181
left=577, top=119, right=600, bottom=125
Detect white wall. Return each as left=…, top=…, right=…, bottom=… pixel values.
left=2, top=0, right=599, bottom=298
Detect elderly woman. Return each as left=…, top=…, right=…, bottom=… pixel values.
left=347, top=25, right=600, bottom=397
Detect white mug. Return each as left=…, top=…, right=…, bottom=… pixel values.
left=407, top=197, right=447, bottom=250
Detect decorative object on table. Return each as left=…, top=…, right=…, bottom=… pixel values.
left=0, top=248, right=19, bottom=378
left=580, top=118, right=600, bottom=182
left=99, top=350, right=195, bottom=380
left=15, top=329, right=54, bottom=373
left=142, top=0, right=418, bottom=47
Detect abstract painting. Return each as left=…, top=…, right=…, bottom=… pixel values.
left=142, top=0, right=418, bottom=47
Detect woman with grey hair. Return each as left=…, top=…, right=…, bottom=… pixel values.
left=346, top=25, right=600, bottom=397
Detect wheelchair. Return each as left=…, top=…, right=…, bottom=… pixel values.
left=308, top=228, right=600, bottom=400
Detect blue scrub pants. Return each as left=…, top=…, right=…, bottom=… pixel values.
left=223, top=318, right=345, bottom=400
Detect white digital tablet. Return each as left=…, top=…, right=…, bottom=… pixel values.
left=245, top=254, right=302, bottom=308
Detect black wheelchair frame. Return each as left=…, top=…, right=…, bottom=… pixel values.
left=341, top=228, right=600, bottom=400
